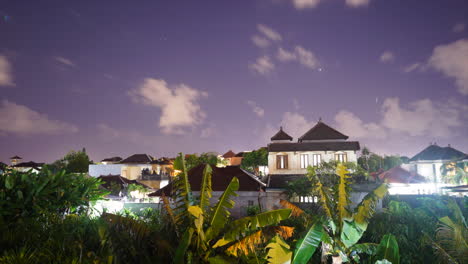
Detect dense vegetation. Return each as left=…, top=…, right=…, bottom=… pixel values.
left=0, top=154, right=466, bottom=263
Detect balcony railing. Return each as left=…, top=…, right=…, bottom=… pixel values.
left=140, top=170, right=170, bottom=181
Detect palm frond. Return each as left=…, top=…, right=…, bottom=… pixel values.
left=336, top=164, right=351, bottom=225
left=225, top=230, right=266, bottom=257
left=292, top=221, right=323, bottom=264
left=161, top=194, right=179, bottom=236
left=265, top=235, right=293, bottom=264
left=279, top=199, right=304, bottom=217
left=205, top=177, right=239, bottom=241
left=199, top=164, right=212, bottom=213
left=354, top=183, right=388, bottom=225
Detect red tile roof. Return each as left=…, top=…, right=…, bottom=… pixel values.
left=378, top=166, right=427, bottom=184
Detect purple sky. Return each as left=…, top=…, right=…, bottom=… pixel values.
left=0, top=0, right=467, bottom=163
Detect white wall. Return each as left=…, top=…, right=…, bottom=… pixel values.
left=268, top=150, right=358, bottom=175
left=89, top=164, right=124, bottom=177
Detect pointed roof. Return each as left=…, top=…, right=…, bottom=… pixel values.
left=10, top=155, right=22, bottom=159
left=222, top=150, right=236, bottom=158
left=298, top=121, right=348, bottom=142
left=120, top=154, right=154, bottom=164
left=271, top=127, right=293, bottom=141
left=410, top=144, right=466, bottom=162
left=378, top=166, right=426, bottom=184
left=101, top=156, right=122, bottom=162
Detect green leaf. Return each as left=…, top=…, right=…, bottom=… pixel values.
left=354, top=183, right=388, bottom=225
left=266, top=235, right=293, bottom=264
left=205, top=177, right=239, bottom=241
left=375, top=260, right=392, bottom=264
left=292, top=221, right=323, bottom=264
left=199, top=164, right=212, bottom=213
left=341, top=219, right=366, bottom=248
left=375, top=234, right=399, bottom=264
left=174, top=228, right=194, bottom=264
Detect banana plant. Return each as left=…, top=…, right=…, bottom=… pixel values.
left=282, top=163, right=388, bottom=264
left=162, top=153, right=293, bottom=263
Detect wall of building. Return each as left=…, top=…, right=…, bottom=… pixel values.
left=89, top=164, right=124, bottom=177
left=409, top=161, right=443, bottom=182
left=268, top=150, right=358, bottom=175
left=121, top=165, right=152, bottom=180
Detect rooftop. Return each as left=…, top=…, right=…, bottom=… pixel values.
left=120, top=154, right=154, bottom=164
left=271, top=127, right=293, bottom=141
left=298, top=121, right=348, bottom=142
left=410, top=144, right=467, bottom=162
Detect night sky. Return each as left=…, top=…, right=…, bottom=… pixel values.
left=1, top=0, right=467, bottom=163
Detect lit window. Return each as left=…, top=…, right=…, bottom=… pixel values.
left=312, top=154, right=321, bottom=166
left=335, top=153, right=347, bottom=163
left=276, top=155, right=288, bottom=169
left=300, top=154, right=309, bottom=169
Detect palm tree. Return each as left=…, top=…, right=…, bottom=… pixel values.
left=282, top=164, right=389, bottom=264
left=162, top=153, right=293, bottom=263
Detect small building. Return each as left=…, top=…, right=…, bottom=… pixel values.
left=149, top=164, right=266, bottom=217
left=221, top=150, right=236, bottom=166
left=408, top=144, right=467, bottom=183
left=11, top=161, right=44, bottom=173
left=230, top=151, right=247, bottom=166
left=100, top=156, right=122, bottom=165
left=267, top=121, right=360, bottom=185
left=10, top=155, right=22, bottom=166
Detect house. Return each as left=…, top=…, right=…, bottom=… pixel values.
left=407, top=143, right=467, bottom=183
left=149, top=164, right=266, bottom=217
left=378, top=166, right=426, bottom=184
left=221, top=150, right=236, bottom=165
left=89, top=153, right=174, bottom=189
left=98, top=174, right=153, bottom=198
left=267, top=121, right=360, bottom=188
left=10, top=155, right=22, bottom=166
left=11, top=161, right=44, bottom=173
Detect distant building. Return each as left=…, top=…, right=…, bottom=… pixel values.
left=10, top=155, right=22, bottom=166
left=408, top=143, right=467, bottom=183
left=221, top=150, right=236, bottom=166
left=11, top=161, right=44, bottom=173
left=100, top=157, right=122, bottom=165
left=267, top=121, right=360, bottom=188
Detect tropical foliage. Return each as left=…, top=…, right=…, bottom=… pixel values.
left=241, top=147, right=268, bottom=176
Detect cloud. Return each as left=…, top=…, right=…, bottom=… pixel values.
left=292, top=0, right=322, bottom=9
left=345, top=0, right=371, bottom=8
left=97, top=123, right=157, bottom=145
left=403, top=62, right=423, bottom=73
left=0, top=55, right=14, bottom=86
left=54, top=56, right=76, bottom=67
left=200, top=124, right=216, bottom=138
left=380, top=51, right=395, bottom=63
left=334, top=97, right=465, bottom=139
left=277, top=47, right=296, bottom=62
left=247, top=101, right=265, bottom=117
left=453, top=23, right=465, bottom=33
left=428, top=39, right=468, bottom=95
left=257, top=24, right=282, bottom=42
left=278, top=112, right=314, bottom=138
left=276, top=46, right=320, bottom=69
left=251, top=35, right=270, bottom=48
left=129, top=78, right=207, bottom=134
left=334, top=110, right=387, bottom=139
left=249, top=56, right=275, bottom=75
left=0, top=100, right=78, bottom=135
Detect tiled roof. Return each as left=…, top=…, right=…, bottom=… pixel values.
left=410, top=145, right=466, bottom=162
left=12, top=161, right=44, bottom=168
left=222, top=150, right=236, bottom=158
left=97, top=175, right=153, bottom=190
left=10, top=155, right=22, bottom=159
left=271, top=127, right=293, bottom=141
left=149, top=165, right=265, bottom=196
left=378, top=166, right=427, bottom=183
left=101, top=157, right=122, bottom=162
left=150, top=158, right=172, bottom=165
left=120, top=154, right=154, bottom=164
left=298, top=121, right=348, bottom=141
left=268, top=141, right=360, bottom=152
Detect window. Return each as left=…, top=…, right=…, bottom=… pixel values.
left=300, top=154, right=309, bottom=169
left=312, top=154, right=321, bottom=166
left=248, top=200, right=254, bottom=206
left=335, top=153, right=347, bottom=163
left=276, top=155, right=288, bottom=169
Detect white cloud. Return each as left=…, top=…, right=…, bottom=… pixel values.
left=257, top=24, right=282, bottom=42
left=277, top=47, right=296, bottom=62
left=54, top=56, right=76, bottom=67
left=453, top=23, right=465, bottom=33
left=0, top=100, right=78, bottom=135
left=403, top=62, right=423, bottom=73
left=428, top=39, right=468, bottom=95
left=249, top=56, right=275, bottom=75
left=129, top=78, right=207, bottom=134
left=279, top=112, right=314, bottom=138
left=276, top=46, right=320, bottom=70
left=200, top=124, right=216, bottom=138
left=247, top=101, right=265, bottom=117
left=380, top=51, right=395, bottom=63
left=334, top=97, right=465, bottom=140
left=345, top=0, right=371, bottom=8
left=0, top=55, right=14, bottom=86
left=251, top=35, right=270, bottom=48
left=292, top=0, right=322, bottom=9
left=334, top=110, right=387, bottom=139
left=295, top=46, right=320, bottom=69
